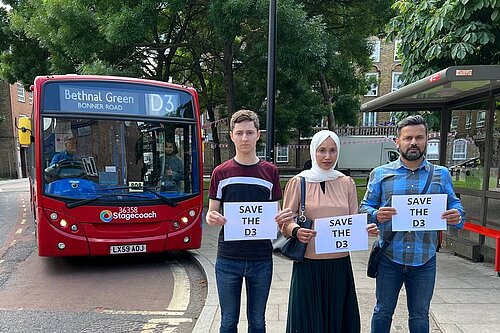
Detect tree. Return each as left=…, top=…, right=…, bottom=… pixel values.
left=300, top=0, right=394, bottom=129
left=388, top=0, right=500, bottom=82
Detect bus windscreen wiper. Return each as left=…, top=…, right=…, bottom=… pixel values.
left=81, top=186, right=177, bottom=207
left=66, top=188, right=177, bottom=208
left=66, top=193, right=139, bottom=209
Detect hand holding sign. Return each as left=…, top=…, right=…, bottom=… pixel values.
left=376, top=207, right=397, bottom=223
left=441, top=208, right=462, bottom=225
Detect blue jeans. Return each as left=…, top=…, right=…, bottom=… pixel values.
left=215, top=257, right=273, bottom=333
left=371, top=254, right=436, bottom=333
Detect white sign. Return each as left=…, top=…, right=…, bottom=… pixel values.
left=391, top=194, right=447, bottom=231
left=314, top=213, right=368, bottom=254
left=223, top=202, right=279, bottom=241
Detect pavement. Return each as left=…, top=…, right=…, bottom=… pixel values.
left=191, top=224, right=500, bottom=333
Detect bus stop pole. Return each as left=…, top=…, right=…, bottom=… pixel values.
left=265, top=0, right=277, bottom=163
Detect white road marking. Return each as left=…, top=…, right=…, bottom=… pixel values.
left=103, top=262, right=192, bottom=333
left=102, top=310, right=183, bottom=316
left=167, top=263, right=190, bottom=311
left=138, top=262, right=191, bottom=333
left=15, top=228, right=23, bottom=234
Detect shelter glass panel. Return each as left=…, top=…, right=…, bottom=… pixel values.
left=490, top=96, right=500, bottom=192
left=459, top=194, right=482, bottom=227
left=448, top=102, right=486, bottom=190
left=486, top=198, right=500, bottom=244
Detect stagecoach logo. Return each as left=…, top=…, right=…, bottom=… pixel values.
left=99, top=209, right=158, bottom=222
left=100, top=210, right=113, bottom=223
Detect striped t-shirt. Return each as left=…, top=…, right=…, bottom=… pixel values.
left=209, top=158, right=282, bottom=260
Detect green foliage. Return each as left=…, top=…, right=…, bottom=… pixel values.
left=0, top=0, right=392, bottom=150
left=389, top=0, right=500, bottom=82
left=390, top=111, right=441, bottom=132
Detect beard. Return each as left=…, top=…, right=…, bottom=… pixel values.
left=400, top=146, right=425, bottom=161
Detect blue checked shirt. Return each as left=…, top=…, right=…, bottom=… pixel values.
left=359, top=158, right=465, bottom=266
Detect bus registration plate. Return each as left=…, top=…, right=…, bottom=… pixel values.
left=110, top=244, right=146, bottom=254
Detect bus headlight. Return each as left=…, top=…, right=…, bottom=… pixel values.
left=173, top=221, right=180, bottom=229
left=189, top=210, right=195, bottom=217
left=57, top=242, right=66, bottom=250
left=181, top=216, right=189, bottom=224
left=50, top=213, right=58, bottom=220
left=59, top=219, right=68, bottom=228
left=183, top=237, right=190, bottom=243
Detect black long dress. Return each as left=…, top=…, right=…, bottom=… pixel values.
left=286, top=255, right=361, bottom=333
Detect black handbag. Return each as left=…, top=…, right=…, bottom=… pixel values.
left=367, top=164, right=435, bottom=278
left=273, top=177, right=312, bottom=262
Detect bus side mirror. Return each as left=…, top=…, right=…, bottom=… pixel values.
left=17, top=117, right=33, bottom=145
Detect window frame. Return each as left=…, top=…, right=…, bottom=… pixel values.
left=369, top=39, right=381, bottom=63
left=450, top=116, right=458, bottom=130
left=476, top=110, right=486, bottom=128
left=364, top=73, right=379, bottom=97
left=465, top=113, right=472, bottom=129
left=363, top=112, right=377, bottom=126
left=394, top=39, right=401, bottom=62
left=256, top=144, right=266, bottom=159
left=452, top=139, right=468, bottom=160
left=426, top=139, right=440, bottom=161
left=276, top=145, right=289, bottom=163
left=392, top=72, right=404, bottom=91
left=16, top=83, right=25, bottom=103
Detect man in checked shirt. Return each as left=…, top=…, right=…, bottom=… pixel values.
left=360, top=115, right=465, bottom=333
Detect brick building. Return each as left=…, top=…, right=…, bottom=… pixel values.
left=0, top=82, right=32, bottom=179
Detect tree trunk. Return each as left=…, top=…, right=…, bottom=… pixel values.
left=319, top=74, right=335, bottom=130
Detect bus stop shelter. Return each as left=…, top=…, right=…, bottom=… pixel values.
left=361, top=65, right=500, bottom=272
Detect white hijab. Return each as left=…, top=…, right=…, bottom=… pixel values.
left=298, top=130, right=345, bottom=182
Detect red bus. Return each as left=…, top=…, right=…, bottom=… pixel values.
left=18, top=75, right=203, bottom=256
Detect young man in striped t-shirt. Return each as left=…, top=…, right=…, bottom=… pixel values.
left=206, top=109, right=292, bottom=333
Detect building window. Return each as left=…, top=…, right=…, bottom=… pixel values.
left=426, top=139, right=440, bottom=161
left=256, top=144, right=266, bottom=159
left=16, top=83, right=25, bottom=103
left=450, top=116, right=458, bottom=130
left=465, top=113, right=472, bottom=129
left=394, top=39, right=401, bottom=62
left=276, top=145, right=289, bottom=163
left=363, top=112, right=377, bottom=126
left=29, top=91, right=33, bottom=104
left=364, top=73, right=379, bottom=97
left=452, top=139, right=467, bottom=160
left=476, top=110, right=486, bottom=128
left=369, top=39, right=381, bottom=62
left=392, top=72, right=404, bottom=91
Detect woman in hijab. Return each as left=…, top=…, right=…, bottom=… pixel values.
left=281, top=130, right=378, bottom=333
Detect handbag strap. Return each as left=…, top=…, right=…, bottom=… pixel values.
left=421, top=163, right=434, bottom=195
left=297, top=177, right=307, bottom=225
left=380, top=163, right=435, bottom=251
